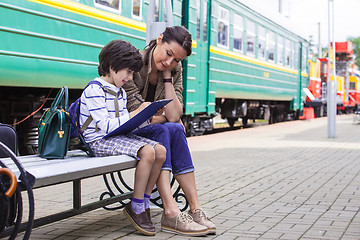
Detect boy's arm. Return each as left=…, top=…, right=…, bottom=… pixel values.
left=84, top=86, right=130, bottom=134
left=129, top=102, right=151, bottom=118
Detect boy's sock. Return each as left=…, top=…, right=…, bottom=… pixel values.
left=144, top=194, right=151, bottom=209
left=131, top=197, right=145, bottom=214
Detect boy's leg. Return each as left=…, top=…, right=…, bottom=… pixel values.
left=123, top=144, right=156, bottom=236
left=133, top=124, right=171, bottom=165
left=145, top=143, right=166, bottom=195
left=133, top=144, right=155, bottom=199
left=144, top=144, right=166, bottom=220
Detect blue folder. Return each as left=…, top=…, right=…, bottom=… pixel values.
left=103, top=99, right=173, bottom=138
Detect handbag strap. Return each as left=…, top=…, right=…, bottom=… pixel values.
left=51, top=87, right=69, bottom=112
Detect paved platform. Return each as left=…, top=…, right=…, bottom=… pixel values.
left=6, top=114, right=360, bottom=239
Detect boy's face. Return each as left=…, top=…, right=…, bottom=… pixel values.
left=153, top=36, right=187, bottom=72
left=109, top=68, right=134, bottom=87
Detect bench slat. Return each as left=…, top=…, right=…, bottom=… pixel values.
left=0, top=150, right=137, bottom=188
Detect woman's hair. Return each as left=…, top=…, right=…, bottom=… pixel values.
left=98, top=40, right=143, bottom=76
left=144, top=26, right=192, bottom=65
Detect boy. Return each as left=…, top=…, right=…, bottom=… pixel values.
left=80, top=40, right=166, bottom=236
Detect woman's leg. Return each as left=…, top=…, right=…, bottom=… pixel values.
left=163, top=123, right=200, bottom=210
left=157, top=169, right=209, bottom=236
left=156, top=170, right=181, bottom=217
left=174, top=171, right=201, bottom=212
left=161, top=123, right=216, bottom=234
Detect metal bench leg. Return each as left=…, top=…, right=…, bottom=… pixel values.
left=73, top=180, right=81, bottom=209
left=101, top=171, right=189, bottom=212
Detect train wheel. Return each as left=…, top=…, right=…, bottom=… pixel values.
left=182, top=117, right=193, bottom=137
left=269, top=110, right=277, bottom=124
left=242, top=117, right=248, bottom=127
left=227, top=118, right=236, bottom=127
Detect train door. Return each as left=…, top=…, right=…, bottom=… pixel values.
left=182, top=0, right=210, bottom=115
left=296, top=42, right=308, bottom=113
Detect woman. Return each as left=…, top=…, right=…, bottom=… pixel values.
left=124, top=26, right=216, bottom=236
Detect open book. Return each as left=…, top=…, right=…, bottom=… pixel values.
left=103, top=99, right=173, bottom=139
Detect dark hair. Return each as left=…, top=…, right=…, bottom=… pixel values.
left=144, top=26, right=192, bottom=65
left=98, top=40, right=143, bottom=76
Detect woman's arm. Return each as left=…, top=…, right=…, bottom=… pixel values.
left=162, top=66, right=183, bottom=122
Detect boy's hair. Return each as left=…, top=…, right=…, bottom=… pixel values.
left=98, top=40, right=143, bottom=76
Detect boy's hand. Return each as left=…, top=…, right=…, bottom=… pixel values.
left=138, top=102, right=151, bottom=111
left=129, top=102, right=151, bottom=118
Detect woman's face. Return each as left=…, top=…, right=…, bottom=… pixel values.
left=152, top=36, right=188, bottom=72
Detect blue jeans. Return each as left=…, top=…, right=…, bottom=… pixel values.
left=133, top=122, right=195, bottom=176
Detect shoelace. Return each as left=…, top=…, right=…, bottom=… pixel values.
left=195, top=209, right=210, bottom=220
left=176, top=212, right=194, bottom=224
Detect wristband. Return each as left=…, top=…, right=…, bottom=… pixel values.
left=163, top=78, right=173, bottom=83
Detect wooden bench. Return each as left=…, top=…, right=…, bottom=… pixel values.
left=0, top=149, right=139, bottom=238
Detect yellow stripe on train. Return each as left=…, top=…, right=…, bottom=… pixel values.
left=210, top=45, right=299, bottom=75
left=27, top=0, right=198, bottom=48
left=28, top=0, right=146, bottom=32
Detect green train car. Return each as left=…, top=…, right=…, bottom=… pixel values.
left=0, top=0, right=309, bottom=154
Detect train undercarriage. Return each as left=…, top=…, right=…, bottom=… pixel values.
left=182, top=98, right=298, bottom=137
left=216, top=98, right=297, bottom=127
left=1, top=86, right=300, bottom=154
left=0, top=86, right=82, bottom=155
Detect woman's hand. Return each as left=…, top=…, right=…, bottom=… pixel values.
left=151, top=114, right=167, bottom=124
left=148, top=107, right=166, bottom=124
left=163, top=70, right=172, bottom=79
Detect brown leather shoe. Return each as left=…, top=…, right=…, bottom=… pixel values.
left=161, top=212, right=208, bottom=236
left=123, top=203, right=156, bottom=236
left=189, top=209, right=216, bottom=234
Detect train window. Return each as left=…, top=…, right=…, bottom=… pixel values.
left=268, top=31, right=275, bottom=62
left=94, top=0, right=120, bottom=12
left=196, top=0, right=201, bottom=40
left=154, top=0, right=159, bottom=22
left=258, top=25, right=266, bottom=59
left=350, top=82, right=356, bottom=90
left=218, top=7, right=229, bottom=47
left=233, top=14, right=243, bottom=52
left=203, top=0, right=208, bottom=41
left=246, top=20, right=255, bottom=56
left=285, top=39, right=291, bottom=67
left=294, top=47, right=299, bottom=69
left=132, top=0, right=142, bottom=19
left=277, top=36, right=284, bottom=65
left=291, top=43, right=296, bottom=67
left=302, top=47, right=307, bottom=71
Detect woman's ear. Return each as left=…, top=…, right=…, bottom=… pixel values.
left=156, top=34, right=163, bottom=45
